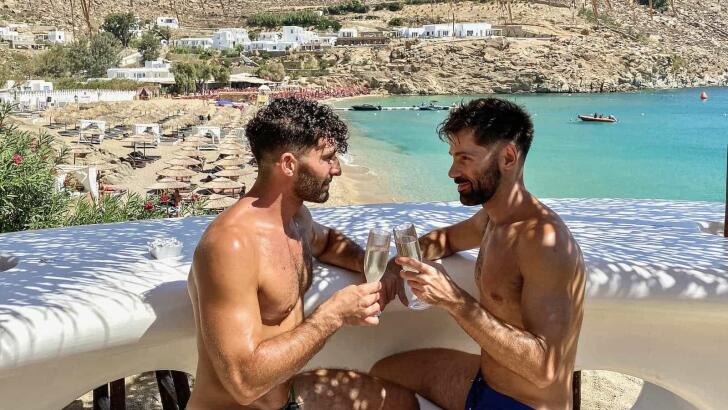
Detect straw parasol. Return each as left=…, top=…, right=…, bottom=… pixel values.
left=166, top=157, right=202, bottom=167
left=219, top=142, right=246, bottom=150
left=214, top=167, right=253, bottom=178
left=67, top=144, right=93, bottom=164
left=146, top=178, right=191, bottom=191
left=128, top=134, right=157, bottom=157
left=200, top=177, right=243, bottom=190
left=214, top=157, right=248, bottom=167
left=157, top=166, right=199, bottom=178
left=176, top=149, right=205, bottom=158
left=219, top=148, right=247, bottom=156
left=203, top=194, right=239, bottom=210
left=179, top=140, right=202, bottom=148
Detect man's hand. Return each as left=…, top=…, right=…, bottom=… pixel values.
left=320, top=281, right=383, bottom=327
left=378, top=257, right=409, bottom=309
left=396, top=257, right=466, bottom=310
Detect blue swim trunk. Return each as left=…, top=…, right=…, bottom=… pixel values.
left=464, top=371, right=533, bottom=410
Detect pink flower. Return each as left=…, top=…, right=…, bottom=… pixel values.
left=144, top=202, right=154, bottom=211
left=63, top=177, right=72, bottom=187
left=191, top=194, right=200, bottom=202
left=160, top=194, right=170, bottom=202
left=12, top=153, right=23, bottom=165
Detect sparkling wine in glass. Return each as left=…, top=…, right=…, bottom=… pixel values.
left=364, top=228, right=390, bottom=284
left=393, top=222, right=430, bottom=310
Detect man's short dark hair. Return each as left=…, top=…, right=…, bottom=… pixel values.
left=438, top=98, right=534, bottom=160
left=245, top=97, right=349, bottom=164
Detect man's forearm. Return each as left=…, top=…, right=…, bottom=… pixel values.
left=318, top=228, right=365, bottom=274
left=420, top=228, right=454, bottom=260
left=240, top=307, right=341, bottom=399
left=446, top=293, right=552, bottom=386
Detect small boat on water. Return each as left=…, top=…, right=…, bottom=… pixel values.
left=578, top=114, right=617, bottom=123
left=417, top=101, right=451, bottom=111
left=351, top=104, right=382, bottom=111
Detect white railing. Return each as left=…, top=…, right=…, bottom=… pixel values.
left=0, top=199, right=726, bottom=409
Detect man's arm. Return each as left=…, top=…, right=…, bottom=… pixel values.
left=446, top=223, right=582, bottom=387
left=193, top=230, right=381, bottom=405
left=420, top=207, right=489, bottom=260
left=300, top=206, right=365, bottom=274
left=399, top=222, right=583, bottom=388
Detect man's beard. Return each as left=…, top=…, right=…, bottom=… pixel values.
left=295, top=163, right=332, bottom=203
left=455, top=161, right=501, bottom=206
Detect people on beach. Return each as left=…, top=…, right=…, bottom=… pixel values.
left=371, top=98, right=586, bottom=409
left=186, top=97, right=416, bottom=409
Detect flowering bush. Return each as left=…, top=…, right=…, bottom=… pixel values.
left=0, top=103, right=213, bottom=233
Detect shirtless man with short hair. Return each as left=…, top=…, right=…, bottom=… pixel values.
left=372, top=98, right=586, bottom=410
left=187, top=98, right=417, bottom=410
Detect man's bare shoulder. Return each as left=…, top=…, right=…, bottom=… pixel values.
left=516, top=202, right=582, bottom=275
left=192, top=202, right=271, bottom=277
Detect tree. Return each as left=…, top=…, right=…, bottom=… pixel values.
left=171, top=61, right=226, bottom=94
left=101, top=12, right=138, bottom=47
left=256, top=61, right=285, bottom=82
left=31, top=45, right=71, bottom=78
left=154, top=25, right=174, bottom=42
left=138, top=31, right=161, bottom=62
left=68, top=33, right=122, bottom=77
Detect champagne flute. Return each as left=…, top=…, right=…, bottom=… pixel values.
left=364, top=228, right=391, bottom=284
left=393, top=222, right=431, bottom=310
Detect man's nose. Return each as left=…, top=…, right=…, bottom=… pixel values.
left=331, top=157, right=342, bottom=176
left=448, top=163, right=459, bottom=179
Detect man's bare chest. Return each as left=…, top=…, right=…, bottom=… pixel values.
left=258, top=229, right=314, bottom=325
left=475, top=227, right=524, bottom=319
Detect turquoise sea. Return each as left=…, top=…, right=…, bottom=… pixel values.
left=336, top=88, right=728, bottom=203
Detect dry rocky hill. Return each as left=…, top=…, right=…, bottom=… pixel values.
left=2, top=1, right=728, bottom=94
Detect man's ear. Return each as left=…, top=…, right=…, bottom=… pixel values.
left=279, top=152, right=297, bottom=176
left=500, top=142, right=519, bottom=171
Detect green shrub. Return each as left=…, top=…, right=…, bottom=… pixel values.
left=389, top=17, right=404, bottom=27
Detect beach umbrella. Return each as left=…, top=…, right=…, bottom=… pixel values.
left=200, top=177, right=243, bottom=190
left=146, top=178, right=191, bottom=191
left=219, top=148, right=247, bottom=156
left=203, top=194, right=239, bottom=210
left=179, top=140, right=202, bottom=148
left=176, top=149, right=205, bottom=158
left=157, top=166, right=198, bottom=179
left=166, top=157, right=201, bottom=167
left=214, top=157, right=248, bottom=167
left=214, top=167, right=253, bottom=178
left=128, top=134, right=157, bottom=157
left=219, top=142, right=246, bottom=150
left=67, top=144, right=93, bottom=164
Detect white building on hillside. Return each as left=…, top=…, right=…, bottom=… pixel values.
left=338, top=28, right=358, bottom=38
left=21, top=80, right=53, bottom=91
left=454, top=22, right=493, bottom=38
left=423, top=23, right=454, bottom=38
left=397, top=22, right=493, bottom=39
left=244, top=26, right=332, bottom=53
left=156, top=16, right=179, bottom=29
left=106, top=60, right=175, bottom=84
left=47, top=30, right=67, bottom=44
left=0, top=27, right=19, bottom=42
left=173, top=37, right=212, bottom=49
left=212, top=28, right=250, bottom=50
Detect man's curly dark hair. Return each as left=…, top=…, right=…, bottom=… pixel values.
left=245, top=97, right=349, bottom=165
left=438, top=98, right=534, bottom=161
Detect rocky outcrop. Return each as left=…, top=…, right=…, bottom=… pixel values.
left=320, top=2, right=728, bottom=95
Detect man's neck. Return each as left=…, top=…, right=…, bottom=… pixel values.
left=483, top=178, right=537, bottom=226
left=246, top=177, right=303, bottom=225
